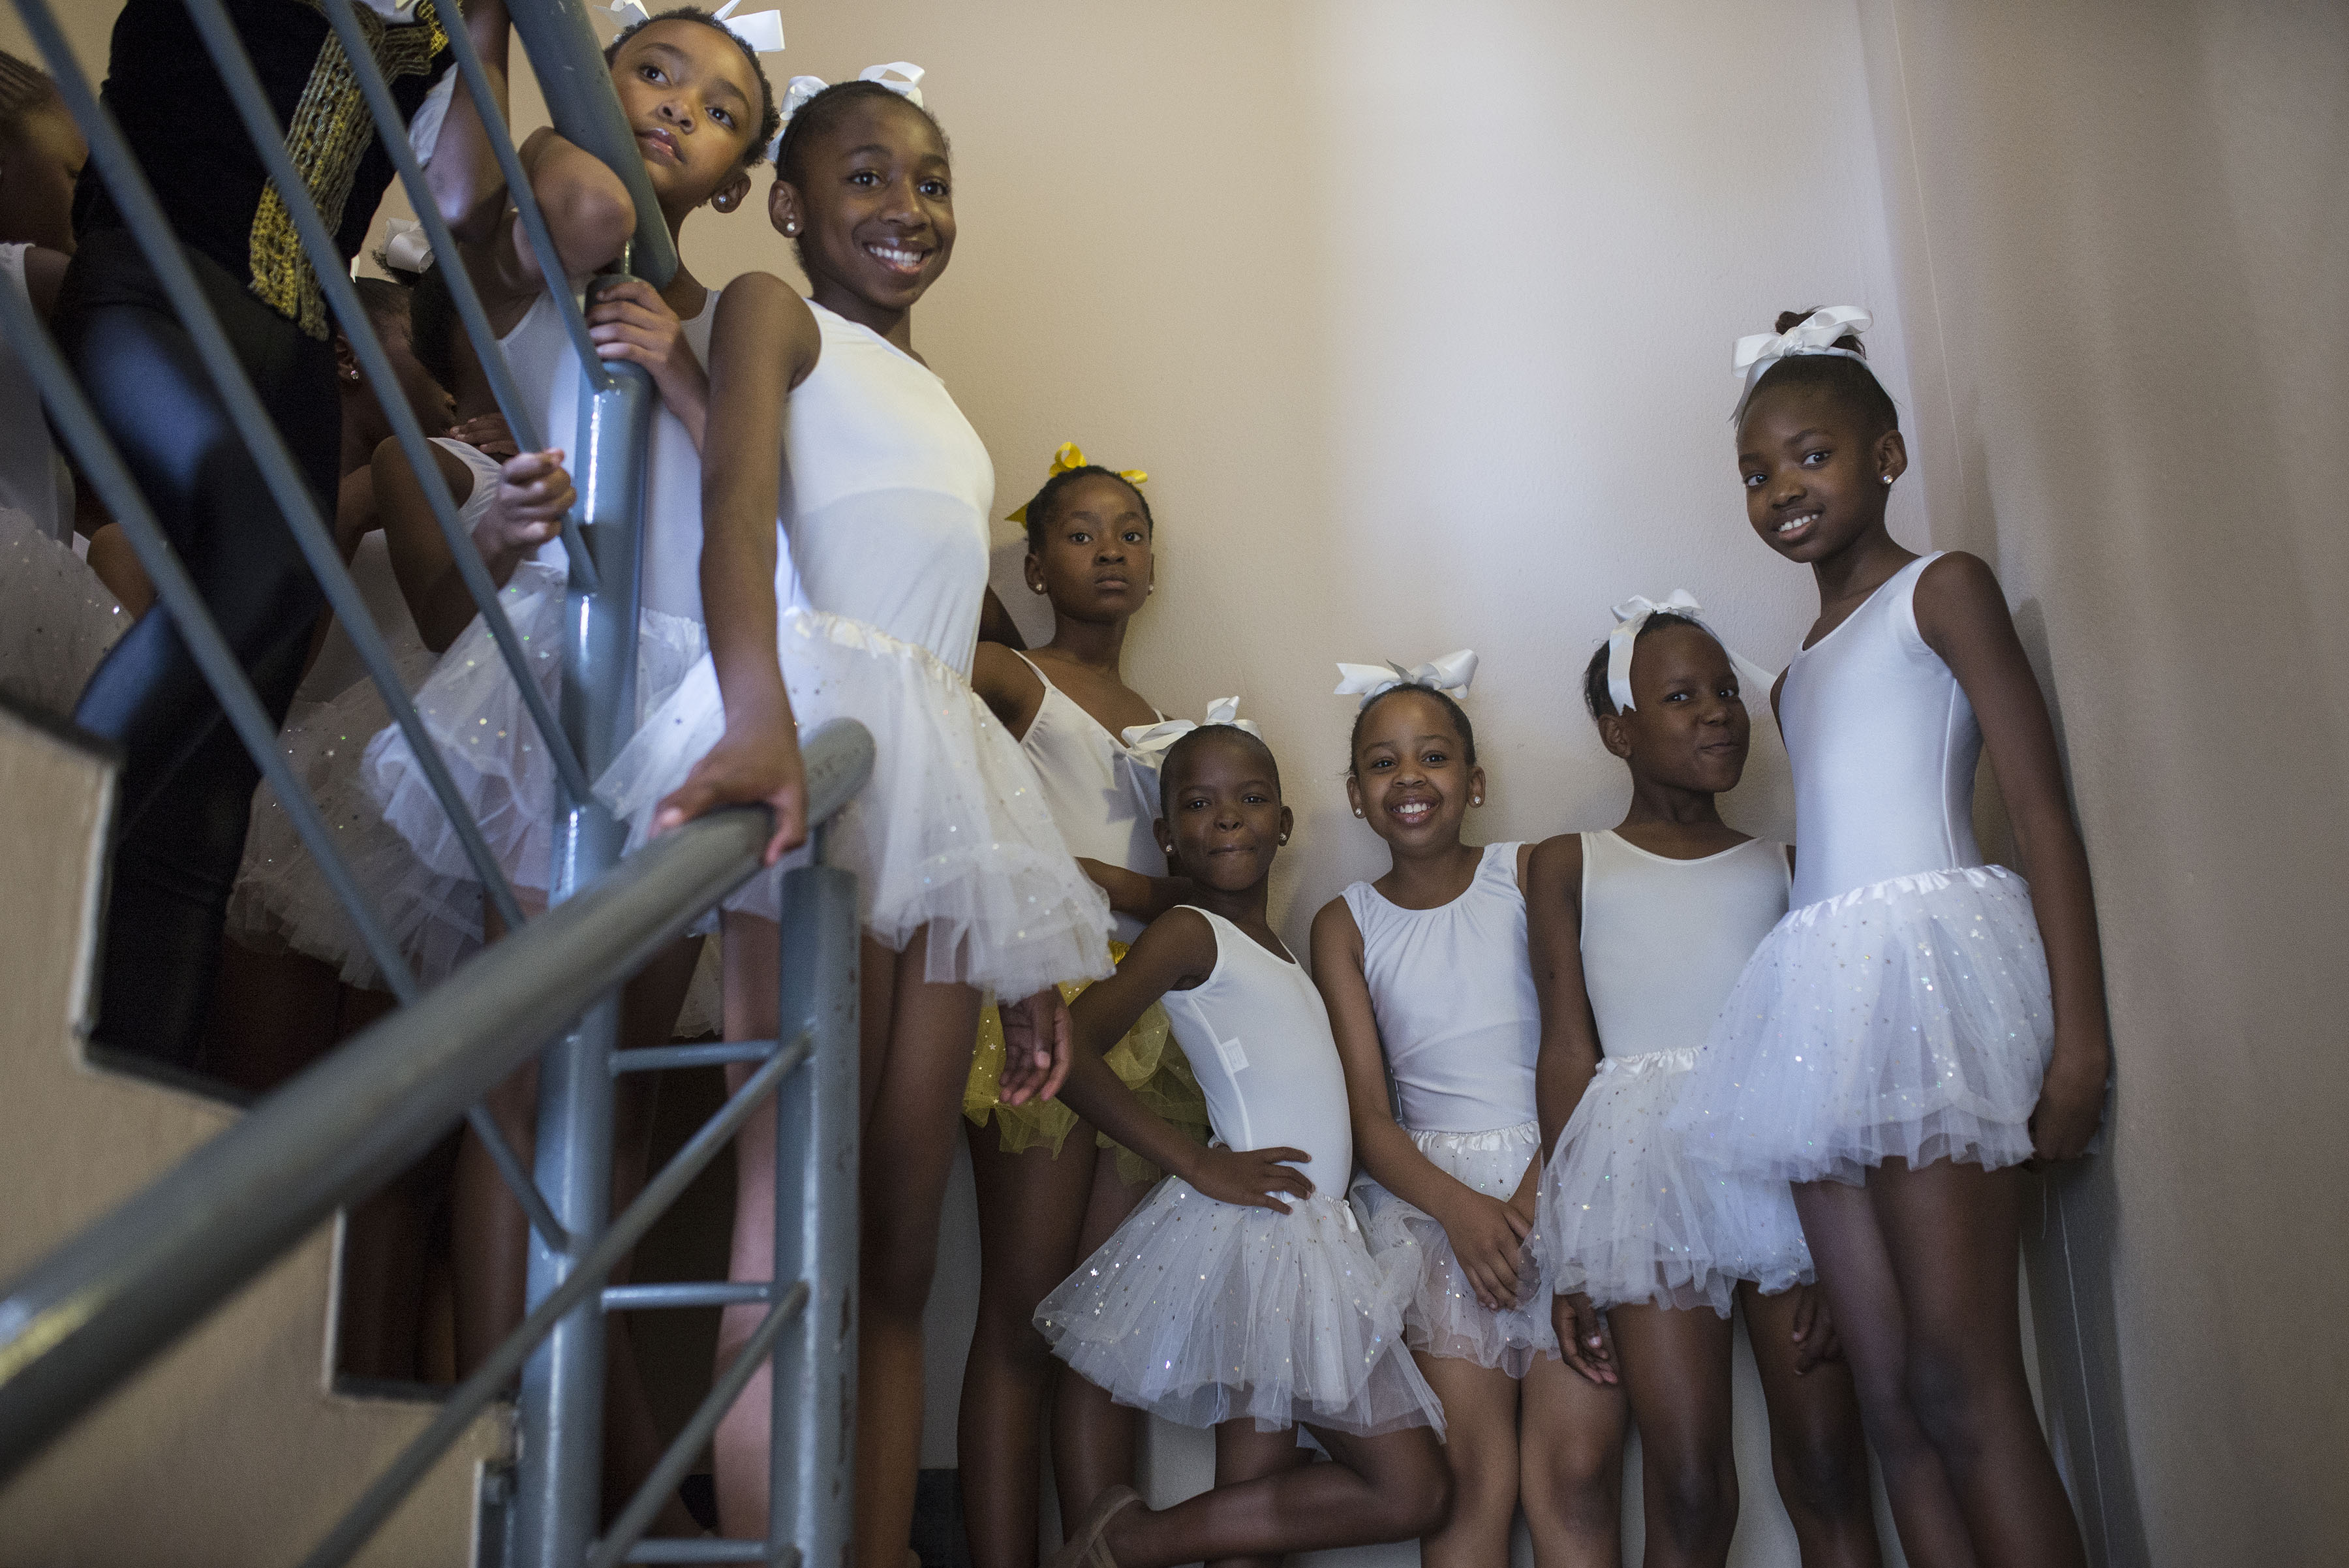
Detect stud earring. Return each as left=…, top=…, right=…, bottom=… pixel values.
left=1881, top=474, right=1894, bottom=485
left=1471, top=795, right=1482, bottom=806
left=1279, top=833, right=1289, bottom=844
left=1352, top=807, right=1362, bottom=818
left=783, top=221, right=799, bottom=236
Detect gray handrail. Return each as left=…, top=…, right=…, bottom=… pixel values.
left=505, top=0, right=681, bottom=288
left=0, top=719, right=874, bottom=1486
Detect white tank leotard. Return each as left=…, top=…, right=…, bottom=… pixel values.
left=1161, top=908, right=1353, bottom=1197
left=1011, top=651, right=1163, bottom=944
left=1580, top=831, right=1792, bottom=1055
left=0, top=243, right=72, bottom=542
left=1780, top=551, right=1981, bottom=908
left=1339, top=842, right=1538, bottom=1133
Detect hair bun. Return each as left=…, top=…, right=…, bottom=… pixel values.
left=1775, top=305, right=1865, bottom=355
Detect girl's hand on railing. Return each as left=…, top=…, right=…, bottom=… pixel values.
left=471, top=448, right=574, bottom=581
left=449, top=412, right=519, bottom=459
left=587, top=278, right=709, bottom=447
left=651, top=716, right=809, bottom=864
left=994, top=989, right=1073, bottom=1107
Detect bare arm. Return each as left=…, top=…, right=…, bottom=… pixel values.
left=1077, top=861, right=1199, bottom=924
left=1312, top=897, right=1529, bottom=1308
left=977, top=585, right=1028, bottom=651
left=1528, top=833, right=1603, bottom=1158
left=376, top=438, right=570, bottom=651
left=1057, top=911, right=1313, bottom=1210
left=645, top=274, right=818, bottom=862
left=422, top=0, right=514, bottom=245
left=1914, top=551, right=2110, bottom=1160
left=968, top=641, right=1046, bottom=736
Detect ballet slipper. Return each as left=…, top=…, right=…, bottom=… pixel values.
left=1047, top=1484, right=1141, bottom=1568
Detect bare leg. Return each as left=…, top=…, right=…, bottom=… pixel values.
left=1515, top=1349, right=1629, bottom=1568
left=1048, top=1144, right=1150, bottom=1522
left=1869, top=1161, right=2085, bottom=1568
left=200, top=941, right=339, bottom=1094
left=1415, top=1352, right=1523, bottom=1568
left=1608, top=1302, right=1738, bottom=1568
left=1739, top=1283, right=1881, bottom=1568
left=1205, top=1422, right=1313, bottom=1568
left=1097, top=1421, right=1451, bottom=1568
left=713, top=921, right=980, bottom=1568
left=959, top=1122, right=1099, bottom=1568
left=1792, top=1180, right=1974, bottom=1568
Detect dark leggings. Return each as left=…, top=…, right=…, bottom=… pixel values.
left=60, top=230, right=340, bottom=1068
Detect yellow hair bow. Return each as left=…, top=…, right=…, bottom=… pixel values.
left=1006, top=442, right=1148, bottom=523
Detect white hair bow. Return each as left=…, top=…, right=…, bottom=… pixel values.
left=597, top=2, right=784, bottom=54
left=1605, top=591, right=1777, bottom=716
left=1730, top=305, right=1890, bottom=422
left=1118, top=698, right=1259, bottom=763
left=1332, top=649, right=1478, bottom=710
left=380, top=216, right=433, bottom=275
left=770, top=63, right=927, bottom=163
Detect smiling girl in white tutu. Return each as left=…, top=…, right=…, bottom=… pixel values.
left=1034, top=721, right=1447, bottom=1568
left=1530, top=600, right=1879, bottom=1567
left=1313, top=654, right=1633, bottom=1568
left=1667, top=309, right=2110, bottom=1566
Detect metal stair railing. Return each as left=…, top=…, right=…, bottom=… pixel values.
left=0, top=1, right=855, bottom=1563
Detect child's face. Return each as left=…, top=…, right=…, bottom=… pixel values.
left=1345, top=689, right=1481, bottom=852
left=1027, top=476, right=1152, bottom=624
left=1736, top=384, right=1905, bottom=563
left=773, top=96, right=954, bottom=313
left=0, top=103, right=85, bottom=253
left=610, top=21, right=760, bottom=217
left=1599, top=624, right=1750, bottom=793
left=1158, top=733, right=1291, bottom=893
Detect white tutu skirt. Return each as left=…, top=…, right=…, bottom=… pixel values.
left=1036, top=1180, right=1444, bottom=1437
left=1668, top=866, right=2053, bottom=1188
left=0, top=508, right=126, bottom=718
left=598, top=606, right=1112, bottom=1003
left=363, top=560, right=708, bottom=915
left=229, top=630, right=480, bottom=989
left=1541, top=1050, right=1810, bottom=1316
left=1353, top=1121, right=1558, bottom=1376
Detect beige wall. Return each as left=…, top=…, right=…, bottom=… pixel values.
left=1855, top=3, right=2348, bottom=1562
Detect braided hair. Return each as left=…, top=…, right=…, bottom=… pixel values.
left=0, top=51, right=60, bottom=142
left=1018, top=465, right=1152, bottom=555
left=1580, top=610, right=1712, bottom=720
left=1346, top=684, right=1477, bottom=776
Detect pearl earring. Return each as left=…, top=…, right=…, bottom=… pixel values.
left=1279, top=834, right=1289, bottom=844
left=1881, top=474, right=1894, bottom=486
left=1352, top=807, right=1362, bottom=818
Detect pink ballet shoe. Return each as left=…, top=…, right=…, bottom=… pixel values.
left=1048, top=1484, right=1141, bottom=1568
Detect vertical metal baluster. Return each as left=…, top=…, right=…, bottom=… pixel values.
left=773, top=842, right=861, bottom=1568
left=513, top=275, right=655, bottom=1565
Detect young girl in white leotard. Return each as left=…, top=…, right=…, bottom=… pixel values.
left=593, top=74, right=1110, bottom=1555
left=1034, top=722, right=1448, bottom=1568
left=955, top=448, right=1211, bottom=1568
left=1670, top=309, right=2110, bottom=1568
left=1313, top=662, right=1629, bottom=1568
left=1530, top=604, right=1879, bottom=1568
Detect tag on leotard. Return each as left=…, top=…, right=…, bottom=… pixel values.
left=1211, top=1033, right=1250, bottom=1073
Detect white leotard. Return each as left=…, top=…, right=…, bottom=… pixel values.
left=783, top=301, right=993, bottom=674
left=1340, top=842, right=1539, bottom=1132
left=1779, top=551, right=1983, bottom=908
left=1579, top=831, right=1789, bottom=1055
left=0, top=243, right=72, bottom=543
left=1160, top=909, right=1354, bottom=1197
left=1011, top=651, right=1163, bottom=944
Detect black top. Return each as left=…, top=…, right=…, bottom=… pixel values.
left=76, top=0, right=452, bottom=338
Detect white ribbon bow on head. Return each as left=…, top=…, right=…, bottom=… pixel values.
left=380, top=216, right=433, bottom=275
left=710, top=0, right=785, bottom=53
left=1331, top=649, right=1478, bottom=709
left=595, top=1, right=649, bottom=25
left=1730, top=305, right=1891, bottom=422
left=1605, top=591, right=1778, bottom=718
left=770, top=62, right=927, bottom=163
left=1118, top=698, right=1259, bottom=764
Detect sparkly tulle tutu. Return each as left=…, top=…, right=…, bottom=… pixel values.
left=598, top=606, right=1112, bottom=1003
left=1668, top=866, right=2053, bottom=1187
left=1353, top=1121, right=1558, bottom=1374
left=1541, top=1049, right=1811, bottom=1315
left=363, top=559, right=709, bottom=916
left=229, top=624, right=480, bottom=989
left=0, top=508, right=126, bottom=718
left=1037, top=1181, right=1443, bottom=1437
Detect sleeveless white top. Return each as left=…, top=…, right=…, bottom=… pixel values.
left=1580, top=831, right=1789, bottom=1057
left=784, top=301, right=994, bottom=675
left=515, top=285, right=725, bottom=625
left=1161, top=908, right=1355, bottom=1197
left=0, top=243, right=72, bottom=543
left=1340, top=842, right=1540, bottom=1133
left=1779, top=551, right=1983, bottom=908
left=1011, top=651, right=1163, bottom=944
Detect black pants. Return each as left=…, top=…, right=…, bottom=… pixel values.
left=61, top=229, right=339, bottom=1068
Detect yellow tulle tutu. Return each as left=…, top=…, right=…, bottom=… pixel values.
left=964, top=940, right=1212, bottom=1187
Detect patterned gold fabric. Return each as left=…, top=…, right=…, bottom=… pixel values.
left=248, top=0, right=446, bottom=337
